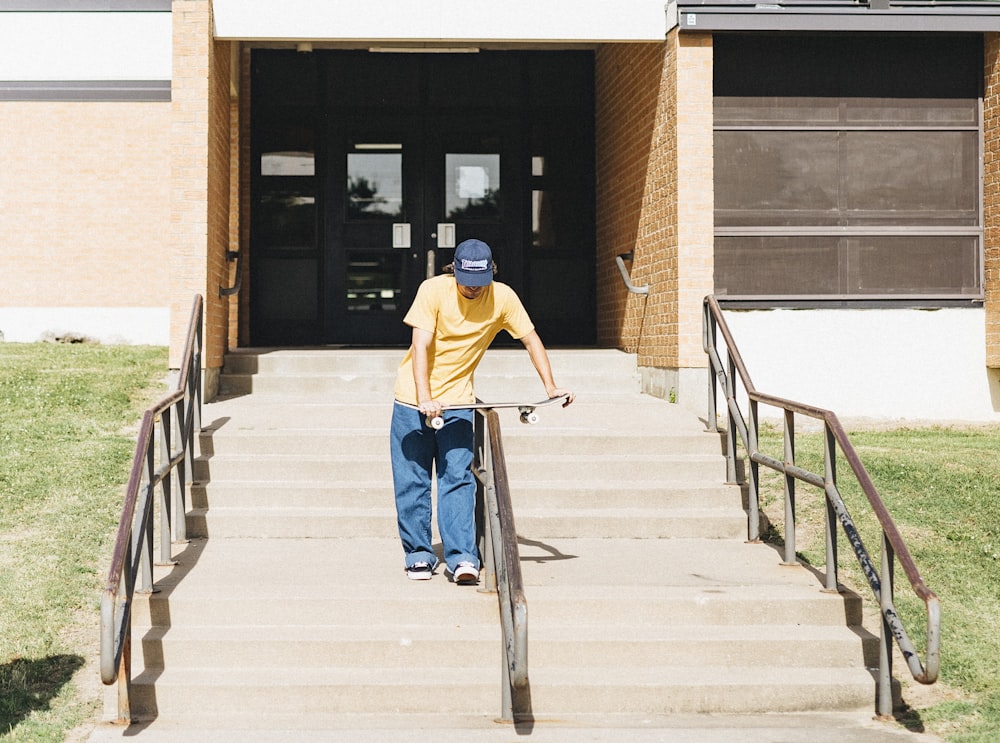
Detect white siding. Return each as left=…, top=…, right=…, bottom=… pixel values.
left=213, top=0, right=668, bottom=42
left=0, top=12, right=171, bottom=81
left=720, top=308, right=1000, bottom=423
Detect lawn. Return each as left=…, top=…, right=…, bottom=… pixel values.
left=754, top=421, right=1000, bottom=742
left=0, top=343, right=167, bottom=741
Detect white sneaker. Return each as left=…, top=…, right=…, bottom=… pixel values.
left=406, top=561, right=434, bottom=580
left=453, top=562, right=479, bottom=585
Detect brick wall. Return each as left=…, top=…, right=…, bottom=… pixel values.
left=594, top=42, right=666, bottom=353
left=169, top=0, right=232, bottom=371
left=985, top=33, right=1000, bottom=367
left=594, top=32, right=713, bottom=374
left=0, top=102, right=170, bottom=307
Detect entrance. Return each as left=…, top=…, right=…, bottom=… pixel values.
left=250, top=50, right=595, bottom=346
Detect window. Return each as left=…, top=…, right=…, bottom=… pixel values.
left=714, top=34, right=983, bottom=301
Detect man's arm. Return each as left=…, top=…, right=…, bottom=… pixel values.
left=410, top=327, right=443, bottom=417
left=520, top=330, right=575, bottom=406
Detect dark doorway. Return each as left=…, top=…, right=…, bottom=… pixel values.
left=249, top=49, right=596, bottom=346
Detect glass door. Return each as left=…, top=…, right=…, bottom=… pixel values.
left=324, top=115, right=521, bottom=345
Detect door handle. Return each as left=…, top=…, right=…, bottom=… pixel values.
left=436, top=223, right=456, bottom=249
left=426, top=249, right=436, bottom=280
left=392, top=223, right=411, bottom=249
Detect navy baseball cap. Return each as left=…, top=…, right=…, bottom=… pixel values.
left=453, top=239, right=494, bottom=287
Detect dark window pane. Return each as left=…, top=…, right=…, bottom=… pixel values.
left=252, top=51, right=317, bottom=106
left=715, top=34, right=981, bottom=99
left=525, top=51, right=594, bottom=108
left=715, top=236, right=842, bottom=296
left=445, top=153, right=500, bottom=220
left=347, top=151, right=403, bottom=220
left=850, top=237, right=980, bottom=296
left=259, top=121, right=315, bottom=176
left=346, top=251, right=404, bottom=312
left=427, top=53, right=519, bottom=107
left=258, top=259, right=318, bottom=320
left=326, top=51, right=420, bottom=108
left=257, top=186, right=316, bottom=249
left=844, top=132, right=978, bottom=224
left=714, top=132, right=839, bottom=226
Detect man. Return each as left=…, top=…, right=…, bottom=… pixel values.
left=390, top=238, right=574, bottom=583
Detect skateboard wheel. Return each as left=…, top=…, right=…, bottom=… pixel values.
left=427, top=415, right=445, bottom=430
left=520, top=411, right=540, bottom=425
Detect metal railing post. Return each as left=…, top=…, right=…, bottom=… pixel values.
left=747, top=397, right=761, bottom=542
left=706, top=304, right=719, bottom=433
left=726, top=352, right=739, bottom=485
left=159, top=407, right=173, bottom=563
left=782, top=410, right=796, bottom=564
left=878, top=534, right=896, bottom=718
left=824, top=424, right=840, bottom=593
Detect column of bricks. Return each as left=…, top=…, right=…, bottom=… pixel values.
left=169, top=0, right=232, bottom=371
left=673, top=32, right=714, bottom=371
left=985, top=33, right=1000, bottom=367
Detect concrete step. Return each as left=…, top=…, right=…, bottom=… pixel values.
left=197, top=428, right=722, bottom=457
left=199, top=397, right=696, bottom=432
left=126, top=664, right=874, bottom=720
left=185, top=505, right=746, bottom=540
left=88, top=710, right=934, bottom=743
left=136, top=623, right=874, bottom=674
left=193, top=452, right=725, bottom=483
left=190, top=481, right=741, bottom=511
left=220, top=348, right=641, bottom=378
left=218, top=371, right=632, bottom=399
left=218, top=349, right=641, bottom=399
left=522, top=665, right=876, bottom=714
left=128, top=666, right=501, bottom=718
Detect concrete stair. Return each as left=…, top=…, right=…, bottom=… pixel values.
left=90, top=348, right=896, bottom=741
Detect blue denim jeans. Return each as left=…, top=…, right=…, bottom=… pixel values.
left=390, top=402, right=479, bottom=574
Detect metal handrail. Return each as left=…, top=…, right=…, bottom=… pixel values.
left=473, top=409, right=530, bottom=723
left=616, top=252, right=649, bottom=295
left=100, top=295, right=203, bottom=722
left=219, top=250, right=242, bottom=298
left=702, top=295, right=939, bottom=718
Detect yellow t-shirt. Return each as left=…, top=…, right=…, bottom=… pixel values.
left=394, top=275, right=534, bottom=405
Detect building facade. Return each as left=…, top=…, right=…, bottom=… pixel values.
left=3, top=0, right=1000, bottom=421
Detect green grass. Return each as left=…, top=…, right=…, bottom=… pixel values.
left=0, top=343, right=167, bottom=741
left=755, top=422, right=1000, bottom=742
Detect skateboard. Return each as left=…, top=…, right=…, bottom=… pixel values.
left=403, top=393, right=570, bottom=430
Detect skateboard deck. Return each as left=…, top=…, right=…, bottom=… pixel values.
left=402, top=393, right=570, bottom=429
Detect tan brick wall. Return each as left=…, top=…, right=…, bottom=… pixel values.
left=985, top=33, right=1000, bottom=367
left=169, top=0, right=233, bottom=370
left=0, top=102, right=170, bottom=307
left=594, top=42, right=667, bottom=353
left=594, top=32, right=713, bottom=372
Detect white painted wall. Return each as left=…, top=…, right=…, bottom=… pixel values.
left=0, top=12, right=171, bottom=81
left=719, top=307, right=1000, bottom=424
left=213, top=0, right=668, bottom=42
left=0, top=308, right=170, bottom=346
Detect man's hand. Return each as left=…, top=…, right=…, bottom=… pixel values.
left=417, top=398, right=443, bottom=417
left=548, top=388, right=575, bottom=407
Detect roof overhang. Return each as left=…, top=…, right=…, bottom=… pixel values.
left=670, top=1, right=1000, bottom=33
left=213, top=0, right=670, bottom=44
